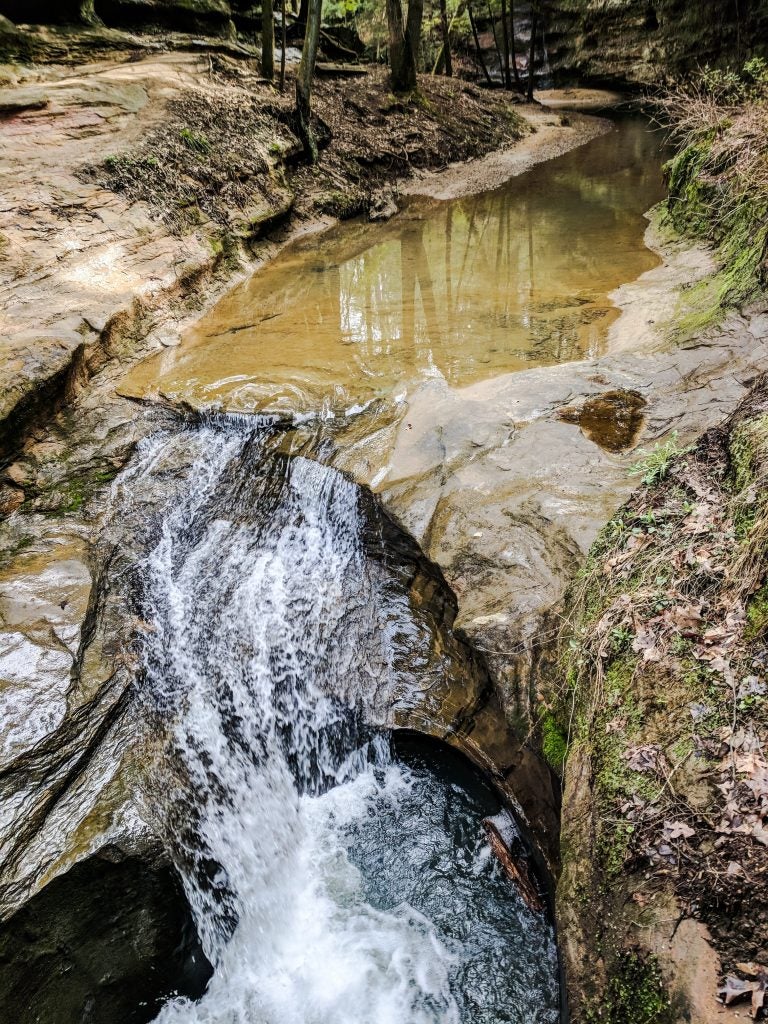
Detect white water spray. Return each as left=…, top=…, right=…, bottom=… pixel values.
left=119, top=420, right=558, bottom=1024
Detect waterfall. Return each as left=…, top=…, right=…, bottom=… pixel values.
left=114, top=417, right=559, bottom=1024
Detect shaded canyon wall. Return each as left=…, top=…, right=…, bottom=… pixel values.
left=0, top=0, right=259, bottom=37
left=545, top=0, right=768, bottom=88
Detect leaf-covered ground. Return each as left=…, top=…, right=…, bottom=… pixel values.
left=80, top=60, right=527, bottom=236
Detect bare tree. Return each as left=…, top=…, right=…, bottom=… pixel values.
left=262, top=0, right=275, bottom=81
left=438, top=0, right=453, bottom=76
left=526, top=0, right=538, bottom=100
left=468, top=0, right=493, bottom=84
left=295, top=0, right=323, bottom=161
left=509, top=0, right=521, bottom=88
left=499, top=0, right=511, bottom=87
left=386, top=0, right=425, bottom=93
left=485, top=0, right=503, bottom=81
left=279, top=0, right=287, bottom=92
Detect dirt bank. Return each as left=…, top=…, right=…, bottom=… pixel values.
left=556, top=364, right=768, bottom=1023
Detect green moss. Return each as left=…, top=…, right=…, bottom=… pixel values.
left=540, top=711, right=568, bottom=771
left=664, top=135, right=717, bottom=238
left=179, top=127, right=212, bottom=155
left=315, top=189, right=365, bottom=219
left=104, top=153, right=160, bottom=174
left=600, top=819, right=636, bottom=878
left=588, top=952, right=674, bottom=1024
left=59, top=478, right=86, bottom=514
left=629, top=432, right=692, bottom=486
left=729, top=413, right=768, bottom=492
left=745, top=582, right=768, bottom=640
left=663, top=130, right=768, bottom=330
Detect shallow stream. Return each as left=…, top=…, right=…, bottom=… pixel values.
left=121, top=116, right=667, bottom=418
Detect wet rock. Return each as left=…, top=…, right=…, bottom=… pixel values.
left=369, top=188, right=398, bottom=222
left=0, top=851, right=212, bottom=1024
left=0, top=520, right=156, bottom=919
left=557, top=388, right=646, bottom=453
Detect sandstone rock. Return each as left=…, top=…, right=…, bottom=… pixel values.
left=545, top=0, right=768, bottom=88
left=3, top=462, right=31, bottom=487
left=0, top=483, right=22, bottom=514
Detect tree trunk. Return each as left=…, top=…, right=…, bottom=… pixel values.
left=509, top=0, right=521, bottom=87
left=405, top=0, right=425, bottom=78
left=486, top=1, right=503, bottom=81
left=499, top=0, right=511, bottom=88
left=526, top=3, right=537, bottom=101
left=438, top=0, right=452, bottom=76
left=262, top=0, right=275, bottom=81
left=468, top=1, right=493, bottom=85
left=295, top=0, right=323, bottom=162
left=280, top=0, right=287, bottom=92
left=387, top=0, right=424, bottom=93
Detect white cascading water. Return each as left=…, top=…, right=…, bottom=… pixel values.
left=117, top=418, right=559, bottom=1024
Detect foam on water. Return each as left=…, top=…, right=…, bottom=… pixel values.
left=120, top=420, right=558, bottom=1024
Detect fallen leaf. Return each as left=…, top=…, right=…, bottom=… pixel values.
left=738, top=676, right=766, bottom=699
left=664, top=603, right=704, bottom=633
left=735, top=751, right=768, bottom=775
left=624, top=745, right=662, bottom=772
left=689, top=702, right=711, bottom=722
left=632, top=627, right=661, bottom=662
left=663, top=820, right=695, bottom=841
left=718, top=975, right=756, bottom=1006
left=605, top=716, right=627, bottom=735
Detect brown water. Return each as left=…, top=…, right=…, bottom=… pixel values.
left=120, top=117, right=667, bottom=418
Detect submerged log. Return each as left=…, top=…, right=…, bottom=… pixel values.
left=482, top=811, right=544, bottom=914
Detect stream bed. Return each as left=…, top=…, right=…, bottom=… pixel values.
left=121, top=115, right=667, bottom=418
left=112, top=115, right=666, bottom=1022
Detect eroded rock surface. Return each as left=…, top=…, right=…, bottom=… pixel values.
left=0, top=850, right=212, bottom=1024
left=545, top=0, right=768, bottom=88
